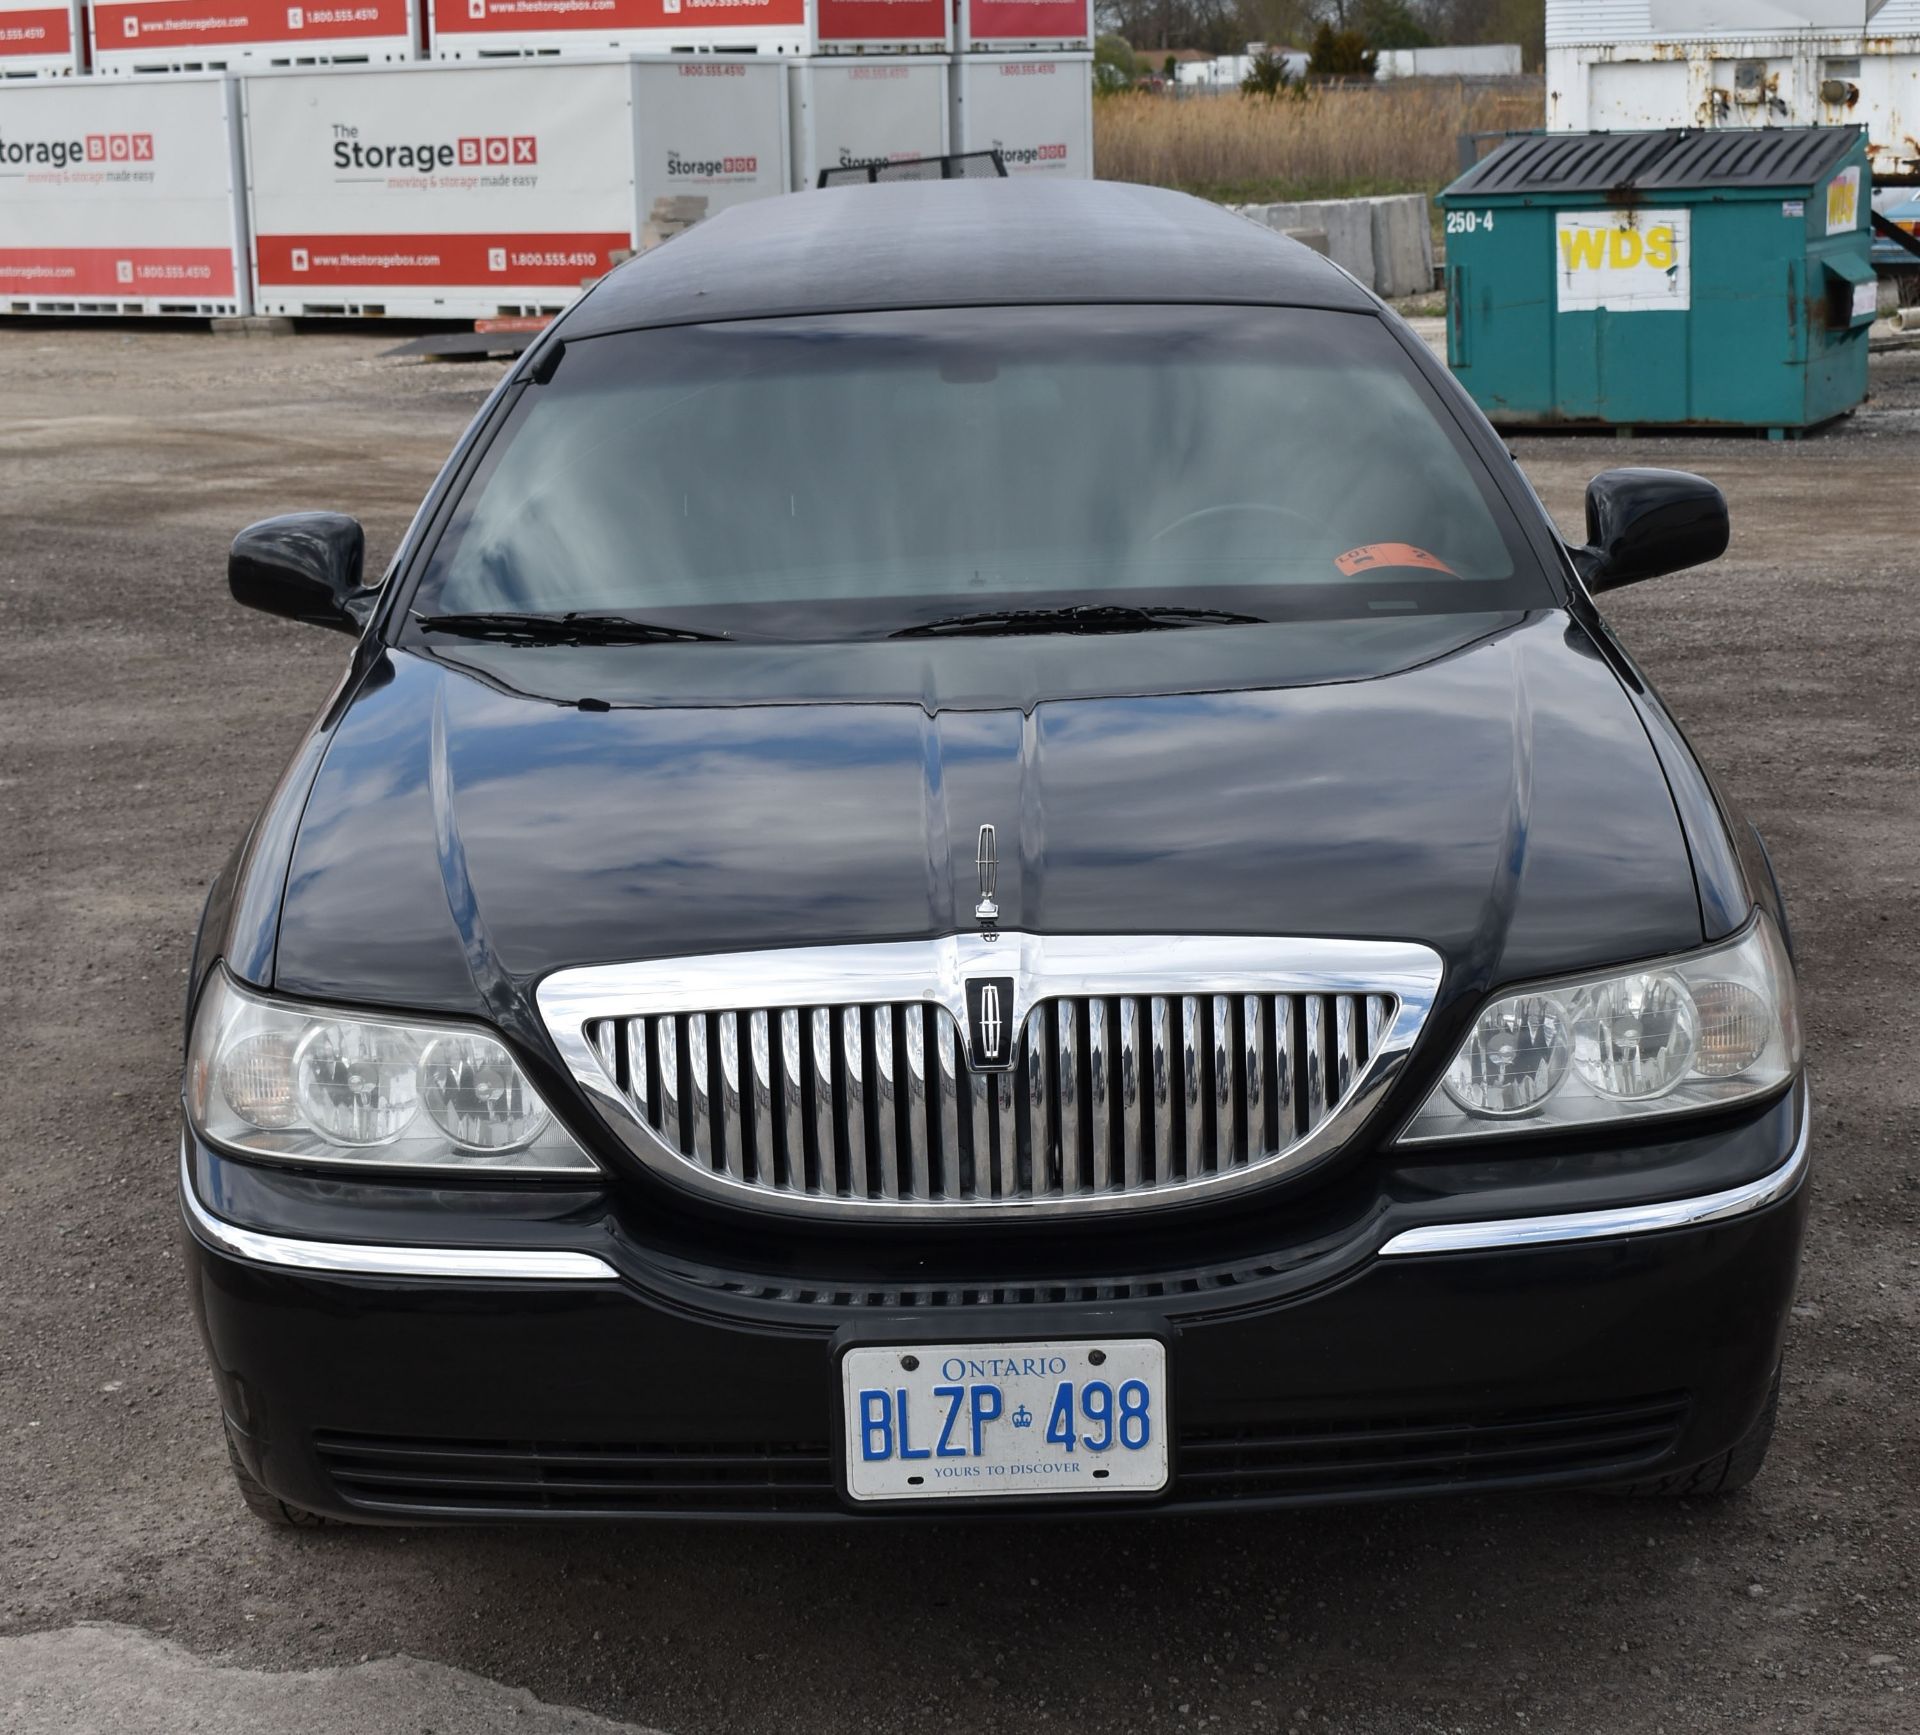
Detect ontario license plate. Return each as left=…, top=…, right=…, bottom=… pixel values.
left=840, top=1338, right=1169, bottom=1503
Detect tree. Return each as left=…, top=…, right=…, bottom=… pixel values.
left=1306, top=19, right=1377, bottom=76
left=1240, top=46, right=1295, bottom=97
left=1094, top=0, right=1243, bottom=54
left=1094, top=32, right=1140, bottom=89
left=1356, top=0, right=1430, bottom=48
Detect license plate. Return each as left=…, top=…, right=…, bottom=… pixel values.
left=840, top=1338, right=1169, bottom=1503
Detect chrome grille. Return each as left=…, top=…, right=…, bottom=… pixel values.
left=586, top=992, right=1394, bottom=1207
left=540, top=933, right=1443, bottom=1220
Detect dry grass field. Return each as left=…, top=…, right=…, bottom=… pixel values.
left=1093, top=79, right=1543, bottom=205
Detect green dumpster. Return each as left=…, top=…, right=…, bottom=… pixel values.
left=1439, top=126, right=1873, bottom=432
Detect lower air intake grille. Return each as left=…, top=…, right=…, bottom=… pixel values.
left=314, top=1434, right=837, bottom=1516
left=1175, top=1394, right=1690, bottom=1502
left=315, top=1396, right=1687, bottom=1518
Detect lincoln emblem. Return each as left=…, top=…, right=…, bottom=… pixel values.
left=974, top=823, right=999, bottom=928
left=964, top=974, right=1016, bottom=1070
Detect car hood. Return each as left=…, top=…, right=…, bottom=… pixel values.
left=273, top=610, right=1705, bottom=1021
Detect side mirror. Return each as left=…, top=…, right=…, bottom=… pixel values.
left=228, top=512, right=373, bottom=634
left=1572, top=468, right=1729, bottom=594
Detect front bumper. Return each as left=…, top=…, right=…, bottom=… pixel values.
left=182, top=1093, right=1811, bottom=1521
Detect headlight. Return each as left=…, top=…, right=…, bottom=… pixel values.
left=1401, top=915, right=1799, bottom=1143
left=187, top=970, right=597, bottom=1173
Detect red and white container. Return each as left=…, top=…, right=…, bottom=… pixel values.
left=91, top=0, right=422, bottom=75
left=786, top=55, right=945, bottom=190
left=90, top=0, right=424, bottom=76
left=430, top=0, right=953, bottom=62
left=0, top=0, right=85, bottom=76
left=809, top=0, right=948, bottom=52
left=949, top=52, right=1090, bottom=177
left=0, top=73, right=249, bottom=313
left=955, top=0, right=1088, bottom=52
left=241, top=57, right=786, bottom=318
left=428, top=0, right=804, bottom=61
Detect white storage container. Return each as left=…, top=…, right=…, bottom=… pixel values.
left=1544, top=0, right=1920, bottom=177
left=90, top=0, right=423, bottom=75
left=0, top=73, right=250, bottom=313
left=0, top=0, right=85, bottom=76
left=787, top=55, right=946, bottom=189
left=241, top=57, right=786, bottom=318
left=949, top=51, right=1090, bottom=176
left=631, top=54, right=788, bottom=216
left=955, top=0, right=1089, bottom=53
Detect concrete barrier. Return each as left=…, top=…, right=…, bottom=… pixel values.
left=1231, top=193, right=1433, bottom=298
left=1237, top=197, right=1374, bottom=287
left=1365, top=194, right=1434, bottom=298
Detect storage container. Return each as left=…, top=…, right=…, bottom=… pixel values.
left=787, top=55, right=946, bottom=190
left=948, top=51, right=1090, bottom=178
left=955, top=0, right=1089, bottom=53
left=0, top=0, right=85, bottom=76
left=242, top=57, right=785, bottom=319
left=0, top=72, right=250, bottom=313
left=90, top=0, right=422, bottom=76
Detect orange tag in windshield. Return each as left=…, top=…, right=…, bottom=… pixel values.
left=1334, top=542, right=1458, bottom=577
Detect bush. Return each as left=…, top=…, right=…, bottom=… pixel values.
left=1094, top=33, right=1138, bottom=93
left=1240, top=47, right=1295, bottom=100
left=1307, top=21, right=1378, bottom=79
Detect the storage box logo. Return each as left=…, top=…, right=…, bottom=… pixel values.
left=0, top=131, right=155, bottom=170
left=331, top=127, right=538, bottom=173
left=665, top=148, right=759, bottom=178
left=1555, top=210, right=1690, bottom=313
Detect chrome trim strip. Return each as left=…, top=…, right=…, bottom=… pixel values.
left=994, top=1063, right=1019, bottom=1201
left=537, top=933, right=1445, bottom=1222
left=1119, top=997, right=1143, bottom=1192
left=1058, top=999, right=1081, bottom=1193
left=1088, top=997, right=1111, bottom=1194
left=1377, top=1100, right=1811, bottom=1257
left=904, top=1004, right=932, bottom=1202
left=178, top=1150, right=618, bottom=1282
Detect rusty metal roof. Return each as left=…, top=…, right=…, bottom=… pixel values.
left=1447, top=126, right=1863, bottom=198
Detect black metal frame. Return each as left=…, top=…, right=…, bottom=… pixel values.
left=818, top=150, right=1008, bottom=189
left=1872, top=208, right=1920, bottom=264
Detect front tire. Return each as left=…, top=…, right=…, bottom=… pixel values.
left=1616, top=1364, right=1781, bottom=1499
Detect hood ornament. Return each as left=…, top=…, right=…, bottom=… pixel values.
left=974, top=824, right=1000, bottom=933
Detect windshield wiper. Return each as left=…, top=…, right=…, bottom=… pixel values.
left=413, top=610, right=728, bottom=646
left=890, top=604, right=1267, bottom=640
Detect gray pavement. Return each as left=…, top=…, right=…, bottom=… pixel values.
left=3, top=1624, right=663, bottom=1734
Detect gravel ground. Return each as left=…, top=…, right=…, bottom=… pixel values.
left=1, top=323, right=1915, bottom=1735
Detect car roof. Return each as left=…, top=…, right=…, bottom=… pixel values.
left=557, top=178, right=1377, bottom=339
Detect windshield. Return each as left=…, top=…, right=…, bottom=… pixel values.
left=410, top=305, right=1552, bottom=640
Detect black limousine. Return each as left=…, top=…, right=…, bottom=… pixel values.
left=182, top=179, right=1806, bottom=1524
